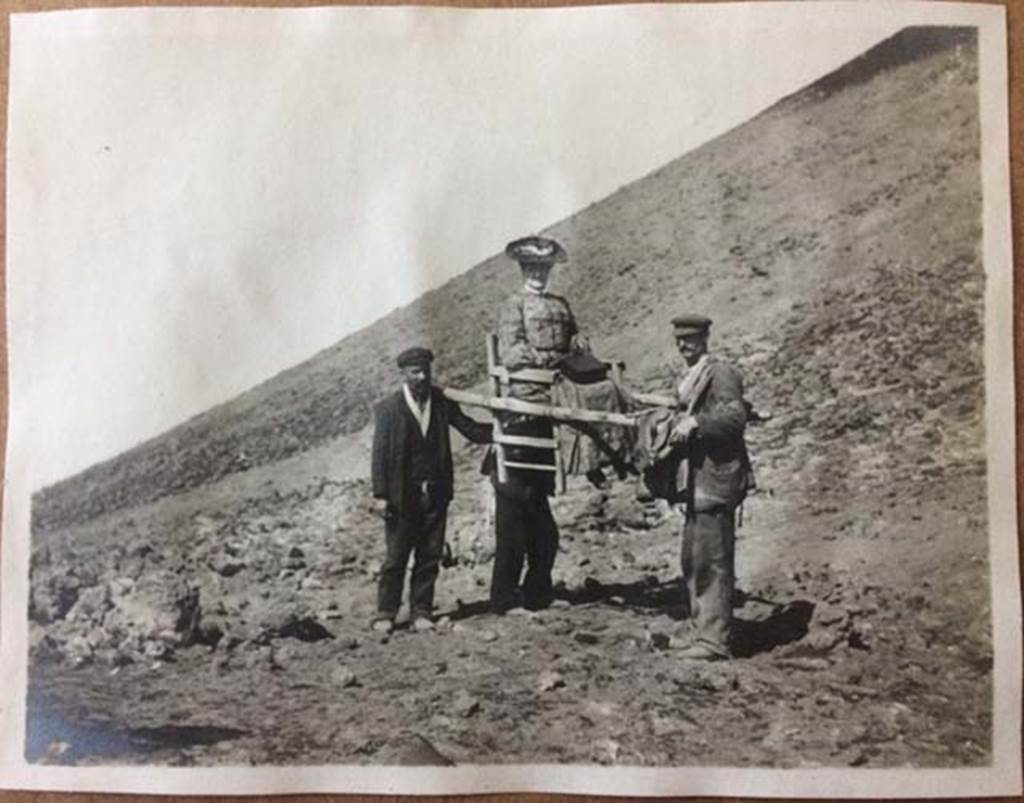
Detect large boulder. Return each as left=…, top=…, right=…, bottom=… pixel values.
left=34, top=570, right=204, bottom=667
left=104, top=570, right=202, bottom=649
left=29, top=570, right=85, bottom=624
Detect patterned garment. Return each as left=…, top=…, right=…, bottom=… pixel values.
left=498, top=290, right=577, bottom=365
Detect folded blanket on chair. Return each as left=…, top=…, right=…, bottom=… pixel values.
left=553, top=376, right=633, bottom=476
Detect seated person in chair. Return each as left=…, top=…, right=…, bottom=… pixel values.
left=497, top=236, right=587, bottom=401
left=489, top=235, right=586, bottom=612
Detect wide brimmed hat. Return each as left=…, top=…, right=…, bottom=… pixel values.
left=505, top=236, right=567, bottom=266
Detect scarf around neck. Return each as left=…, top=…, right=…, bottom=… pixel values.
left=676, top=355, right=712, bottom=412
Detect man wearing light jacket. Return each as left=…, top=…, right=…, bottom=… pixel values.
left=668, top=313, right=753, bottom=661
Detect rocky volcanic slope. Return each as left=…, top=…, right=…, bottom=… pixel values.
left=27, top=26, right=992, bottom=769
left=32, top=26, right=981, bottom=533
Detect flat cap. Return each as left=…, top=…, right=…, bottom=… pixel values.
left=396, top=347, right=434, bottom=368
left=671, top=314, right=712, bottom=334
left=505, top=236, right=567, bottom=266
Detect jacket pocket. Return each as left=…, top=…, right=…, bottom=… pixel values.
left=694, top=457, right=747, bottom=509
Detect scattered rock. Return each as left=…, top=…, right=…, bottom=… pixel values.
left=99, top=571, right=202, bottom=660
left=848, top=624, right=873, bottom=650
left=453, top=690, right=480, bottom=718
left=64, top=636, right=94, bottom=667
left=813, top=602, right=847, bottom=627
left=108, top=577, right=136, bottom=597
left=546, top=619, right=574, bottom=636
left=670, top=665, right=733, bottom=693
left=573, top=632, right=600, bottom=645
left=333, top=666, right=359, bottom=688
left=67, top=584, right=111, bottom=624
left=29, top=571, right=83, bottom=624
left=538, top=670, right=565, bottom=692
left=583, top=700, right=617, bottom=719
left=783, top=629, right=845, bottom=656
left=397, top=733, right=455, bottom=766
left=849, top=750, right=870, bottom=767
left=827, top=681, right=878, bottom=701
left=477, top=629, right=498, bottom=643
left=650, top=714, right=692, bottom=737
left=591, top=738, right=620, bottom=764
left=276, top=615, right=334, bottom=643
left=209, top=555, right=246, bottom=578
left=196, top=621, right=224, bottom=648
left=774, top=656, right=832, bottom=672
left=428, top=714, right=454, bottom=731
left=143, top=639, right=172, bottom=660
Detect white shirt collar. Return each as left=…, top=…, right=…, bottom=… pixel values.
left=402, top=384, right=432, bottom=437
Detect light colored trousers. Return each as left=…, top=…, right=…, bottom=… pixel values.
left=681, top=506, right=736, bottom=655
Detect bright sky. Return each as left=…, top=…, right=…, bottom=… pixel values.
left=8, top=4, right=908, bottom=486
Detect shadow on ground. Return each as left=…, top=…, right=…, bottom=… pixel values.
left=26, top=693, right=248, bottom=765
left=732, top=599, right=816, bottom=658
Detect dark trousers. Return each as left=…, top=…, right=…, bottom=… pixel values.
left=681, top=506, right=736, bottom=655
left=490, top=481, right=559, bottom=611
left=377, top=499, right=447, bottom=620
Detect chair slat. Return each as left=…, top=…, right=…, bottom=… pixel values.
left=494, top=434, right=558, bottom=449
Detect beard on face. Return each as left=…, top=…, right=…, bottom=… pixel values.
left=402, top=367, right=431, bottom=398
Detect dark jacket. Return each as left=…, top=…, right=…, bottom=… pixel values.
left=371, top=386, right=492, bottom=512
left=687, top=359, right=753, bottom=511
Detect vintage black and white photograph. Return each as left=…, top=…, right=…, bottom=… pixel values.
left=1, top=1, right=1018, bottom=797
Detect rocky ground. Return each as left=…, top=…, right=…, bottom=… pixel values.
left=24, top=25, right=993, bottom=769
left=26, top=417, right=992, bottom=767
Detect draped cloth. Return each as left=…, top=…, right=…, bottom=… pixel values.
left=552, top=375, right=634, bottom=476
left=634, top=356, right=715, bottom=502
left=675, top=355, right=712, bottom=411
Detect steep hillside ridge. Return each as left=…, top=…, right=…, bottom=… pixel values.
left=32, top=26, right=981, bottom=533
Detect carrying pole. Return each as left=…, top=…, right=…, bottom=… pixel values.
left=442, top=387, right=638, bottom=428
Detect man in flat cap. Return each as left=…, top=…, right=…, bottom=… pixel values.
left=488, top=236, right=587, bottom=613
left=667, top=314, right=753, bottom=661
left=371, top=347, right=492, bottom=633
